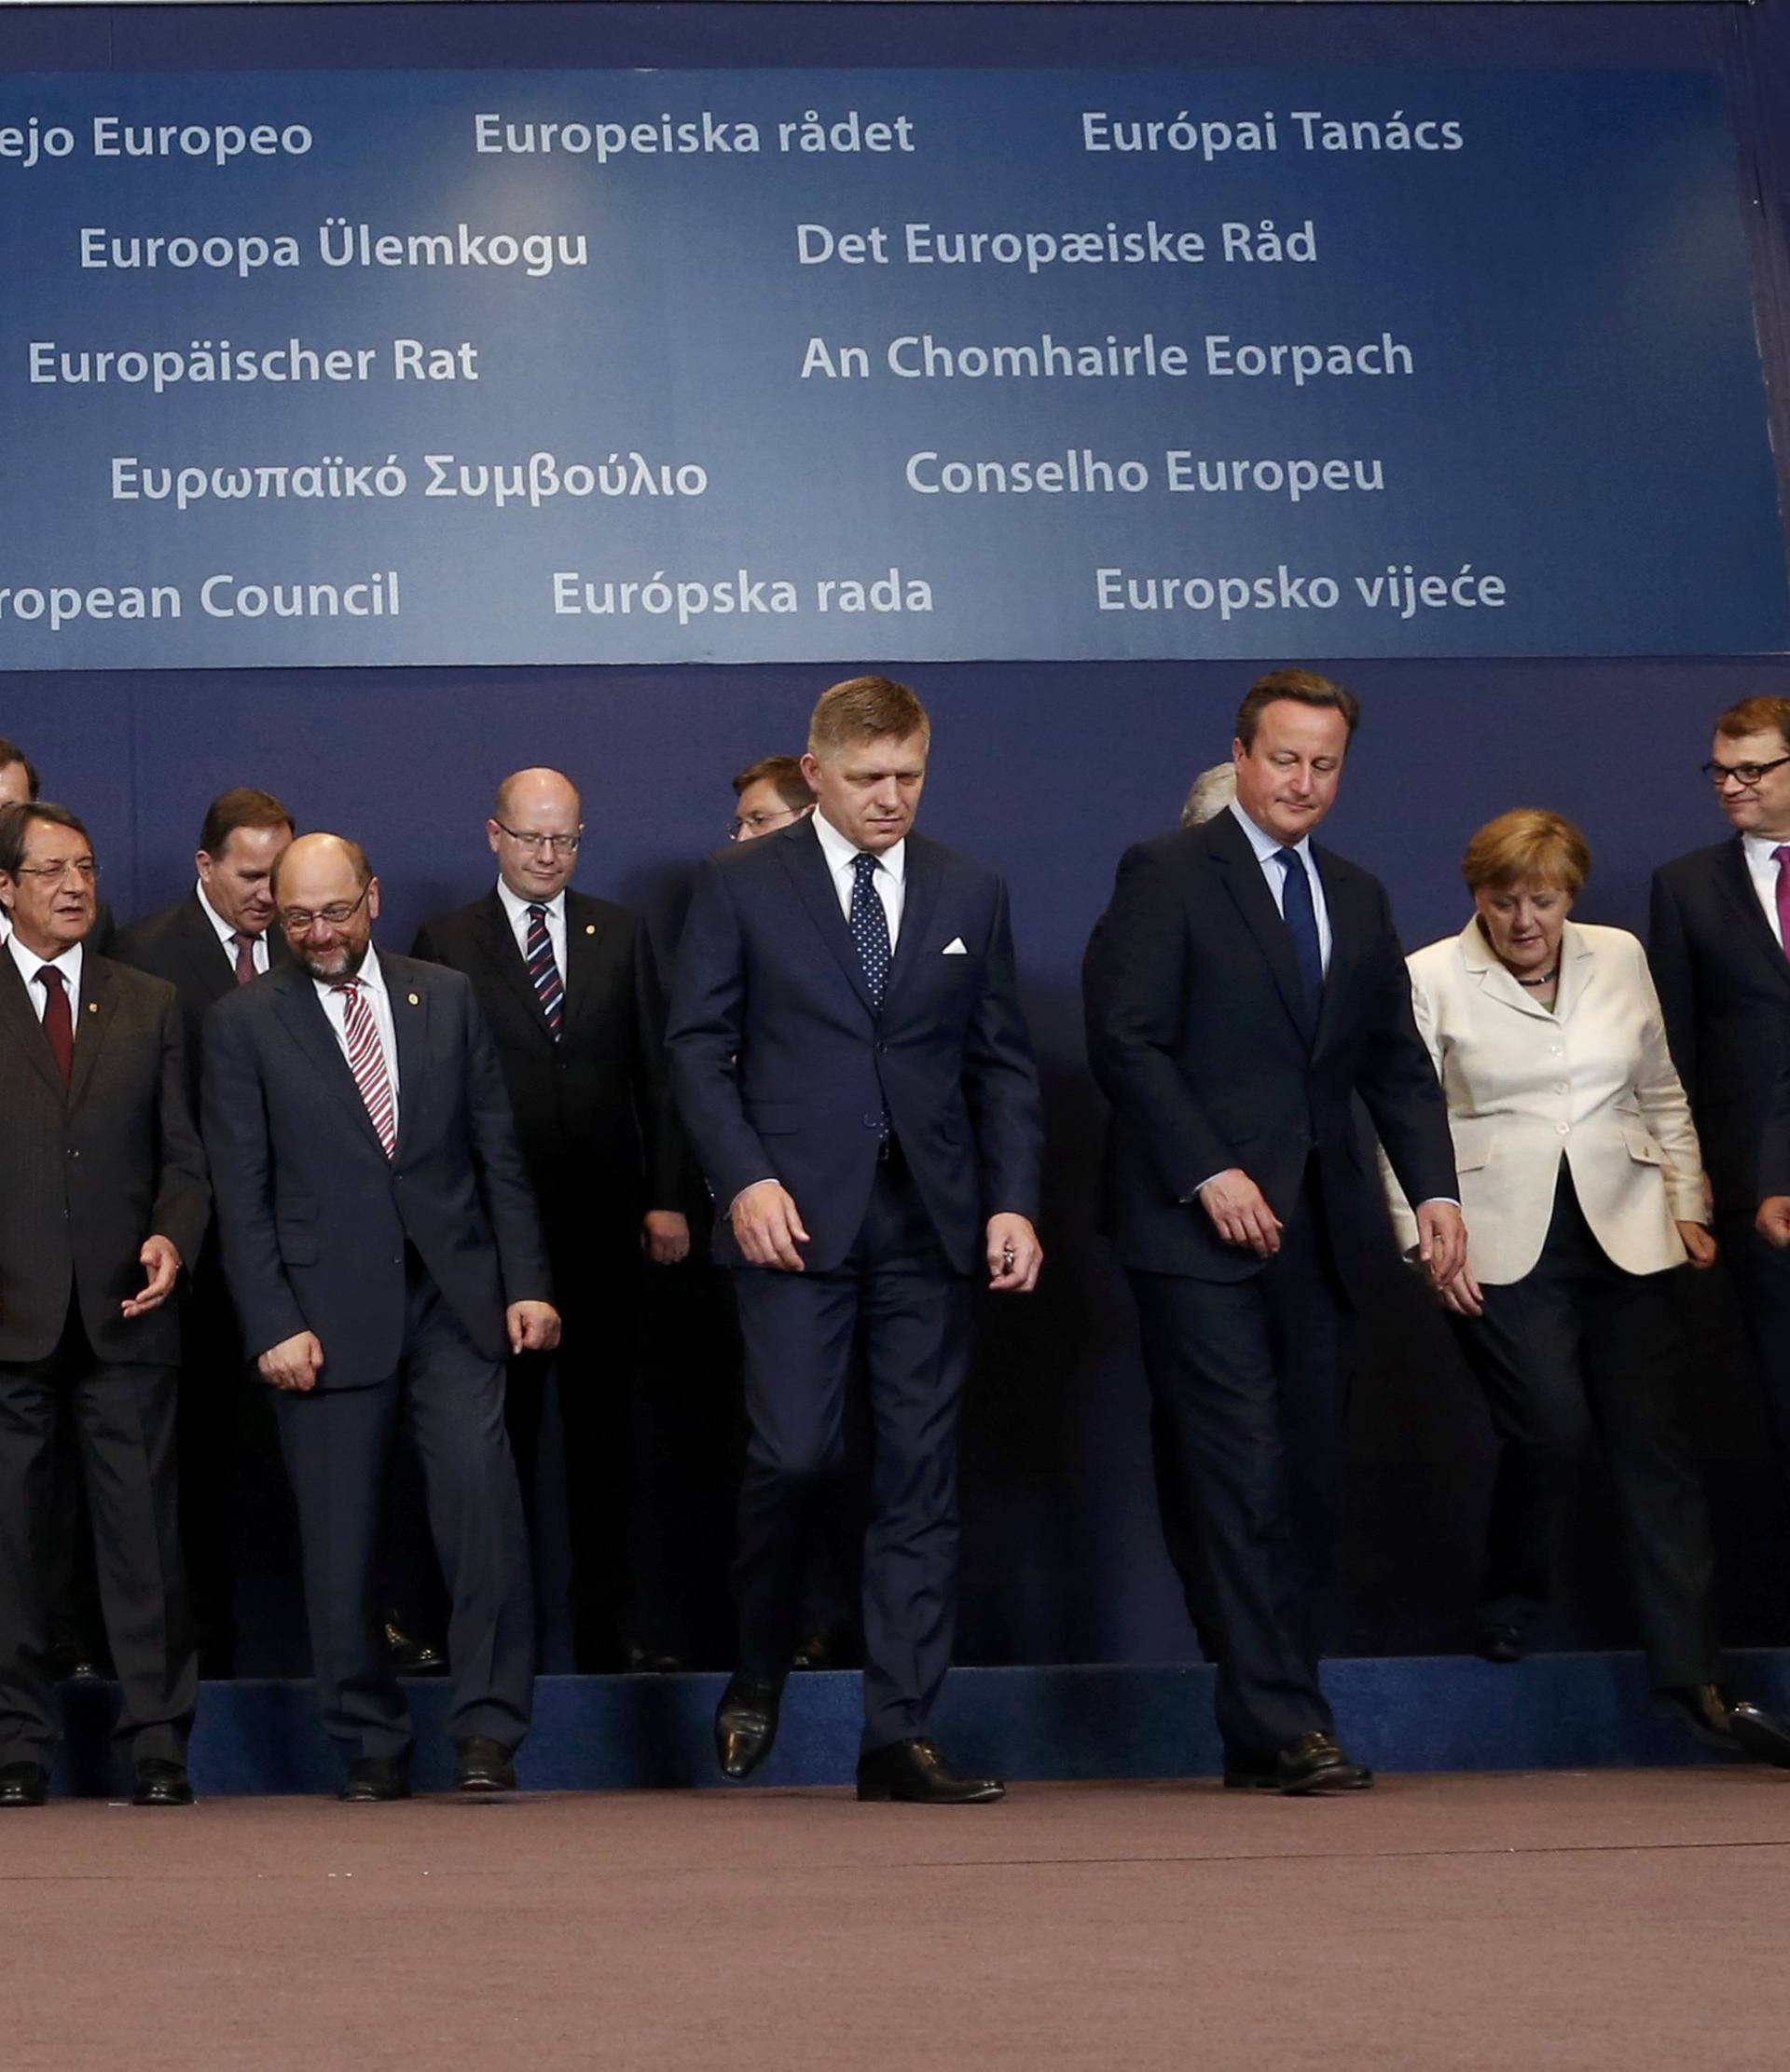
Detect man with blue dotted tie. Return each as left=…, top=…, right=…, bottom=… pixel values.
left=1084, top=668, right=1466, bottom=1795
left=668, top=676, right=1045, bottom=1803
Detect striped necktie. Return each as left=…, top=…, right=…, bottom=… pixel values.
left=525, top=903, right=564, bottom=1039
left=331, top=978, right=396, bottom=1159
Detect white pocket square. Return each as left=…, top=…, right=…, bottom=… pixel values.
left=943, top=938, right=968, bottom=955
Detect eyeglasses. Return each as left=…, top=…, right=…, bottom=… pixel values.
left=729, top=806, right=804, bottom=842
left=278, top=883, right=371, bottom=934
left=1702, top=755, right=1790, bottom=789
left=494, top=821, right=582, bottom=855
left=12, top=858, right=99, bottom=885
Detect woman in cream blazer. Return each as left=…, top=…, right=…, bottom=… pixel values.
left=1388, top=809, right=1790, bottom=1766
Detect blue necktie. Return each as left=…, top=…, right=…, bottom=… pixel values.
left=1274, top=846, right=1324, bottom=1012
left=849, top=851, right=891, bottom=1006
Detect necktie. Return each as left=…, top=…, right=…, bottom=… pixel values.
left=1774, top=847, right=1790, bottom=961
left=34, top=966, right=74, bottom=1087
left=525, top=903, right=564, bottom=1039
left=231, top=931, right=257, bottom=985
left=331, top=978, right=396, bottom=1159
left=1274, top=847, right=1324, bottom=1011
left=849, top=852, right=891, bottom=1006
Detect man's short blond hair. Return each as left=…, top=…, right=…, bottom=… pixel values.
left=807, top=676, right=931, bottom=758
left=1460, top=809, right=1590, bottom=897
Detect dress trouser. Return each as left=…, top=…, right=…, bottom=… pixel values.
left=731, top=1142, right=972, bottom=1754
left=1714, top=1209, right=1790, bottom=1494
left=0, top=1301, right=197, bottom=1767
left=1458, top=1165, right=1718, bottom=1689
left=273, top=1255, right=535, bottom=1761
left=1129, top=1166, right=1348, bottom=1761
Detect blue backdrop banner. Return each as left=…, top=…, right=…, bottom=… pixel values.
left=1, top=62, right=1784, bottom=666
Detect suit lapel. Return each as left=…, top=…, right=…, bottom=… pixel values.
left=879, top=837, right=943, bottom=1011
left=389, top=964, right=429, bottom=1164
left=561, top=894, right=605, bottom=1032
left=1207, top=812, right=1314, bottom=1045
left=1458, top=918, right=1557, bottom=1024
left=779, top=820, right=878, bottom=1020
left=177, top=895, right=239, bottom=1008
left=1552, top=921, right=1595, bottom=1023
left=1716, top=840, right=1790, bottom=988
left=0, top=951, right=65, bottom=1099
left=67, top=954, right=117, bottom=1112
left=1309, top=851, right=1363, bottom=1057
left=471, top=889, right=556, bottom=1043
left=269, top=965, right=392, bottom=1158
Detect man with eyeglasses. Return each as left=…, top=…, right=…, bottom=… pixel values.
left=203, top=833, right=558, bottom=1801
left=410, top=769, right=694, bottom=1672
left=1651, top=694, right=1790, bottom=1483
left=731, top=755, right=814, bottom=844
left=0, top=802, right=209, bottom=1808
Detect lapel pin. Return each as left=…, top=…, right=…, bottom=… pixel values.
left=87, top=1001, right=99, bottom=1014
left=585, top=924, right=596, bottom=936
left=407, top=992, right=420, bottom=1006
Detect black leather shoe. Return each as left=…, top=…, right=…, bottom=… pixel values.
left=131, top=1759, right=195, bottom=1807
left=1474, top=1621, right=1528, bottom=1665
left=339, top=1755, right=411, bottom=1803
left=0, top=1762, right=48, bottom=1808
left=1225, top=1731, right=1373, bottom=1795
left=454, top=1736, right=516, bottom=1792
left=384, top=1618, right=448, bottom=1676
left=715, top=1673, right=782, bottom=1781
left=856, top=1738, right=1005, bottom=1804
left=1659, top=1684, right=1790, bottom=1766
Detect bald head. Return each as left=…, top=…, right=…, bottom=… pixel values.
left=272, top=832, right=371, bottom=899
left=488, top=767, right=584, bottom=901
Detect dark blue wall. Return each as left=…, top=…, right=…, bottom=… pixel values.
left=7, top=4, right=1790, bottom=1667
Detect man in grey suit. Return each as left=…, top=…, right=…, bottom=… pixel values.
left=0, top=802, right=209, bottom=1809
left=203, top=834, right=558, bottom=1801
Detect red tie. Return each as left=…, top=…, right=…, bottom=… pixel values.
left=331, top=978, right=396, bottom=1159
left=35, top=966, right=74, bottom=1087
left=231, top=931, right=258, bottom=985
left=1775, top=847, right=1790, bottom=962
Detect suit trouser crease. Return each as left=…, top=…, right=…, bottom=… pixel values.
left=1456, top=1173, right=1718, bottom=1689
left=732, top=1154, right=971, bottom=1752
left=1129, top=1173, right=1347, bottom=1759
left=274, top=1263, right=535, bottom=1760
left=0, top=1333, right=195, bottom=1767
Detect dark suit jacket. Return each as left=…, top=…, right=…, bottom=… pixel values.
left=201, top=951, right=551, bottom=1388
left=410, top=888, right=689, bottom=1272
left=1081, top=808, right=1456, bottom=1291
left=114, top=889, right=288, bottom=1110
left=667, top=816, right=1044, bottom=1276
left=0, top=950, right=209, bottom=1365
left=1648, top=838, right=1790, bottom=1215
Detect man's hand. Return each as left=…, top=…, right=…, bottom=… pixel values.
left=258, top=1331, right=324, bottom=1393
left=1677, top=1220, right=1718, bottom=1269
left=1414, top=1201, right=1468, bottom=1290
left=1759, top=1197, right=1790, bottom=1249
left=121, top=1235, right=183, bottom=1320
left=1437, top=1265, right=1485, bottom=1318
left=985, top=1214, right=1043, bottom=1294
left=730, top=1181, right=809, bottom=1272
left=1197, top=1170, right=1282, bottom=1256
left=508, top=1301, right=561, bottom=1354
left=641, top=1210, right=691, bottom=1267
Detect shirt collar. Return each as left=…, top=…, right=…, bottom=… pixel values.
left=313, top=943, right=386, bottom=1003
left=496, top=877, right=566, bottom=926
left=812, top=808, right=906, bottom=885
left=1742, top=830, right=1790, bottom=864
left=1227, top=796, right=1312, bottom=866
left=7, top=929, right=82, bottom=991
left=196, top=880, right=245, bottom=951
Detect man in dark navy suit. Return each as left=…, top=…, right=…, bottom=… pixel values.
left=1651, top=695, right=1790, bottom=1480
left=203, top=833, right=558, bottom=1801
left=1083, top=669, right=1465, bottom=1795
left=668, top=677, right=1045, bottom=1803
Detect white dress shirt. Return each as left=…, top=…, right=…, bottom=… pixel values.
left=312, top=944, right=400, bottom=1134
left=496, top=877, right=567, bottom=981
left=813, top=809, right=905, bottom=950
left=196, top=882, right=271, bottom=976
left=7, top=929, right=83, bottom=1021
left=1226, top=799, right=1332, bottom=971
left=1741, top=832, right=1790, bottom=950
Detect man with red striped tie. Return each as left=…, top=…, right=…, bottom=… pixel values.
left=202, top=833, right=558, bottom=1802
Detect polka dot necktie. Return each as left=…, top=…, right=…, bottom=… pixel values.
left=849, top=851, right=890, bottom=1005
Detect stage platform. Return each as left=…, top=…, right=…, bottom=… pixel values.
left=45, top=1649, right=1790, bottom=1797
left=11, top=1769, right=1790, bottom=2072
